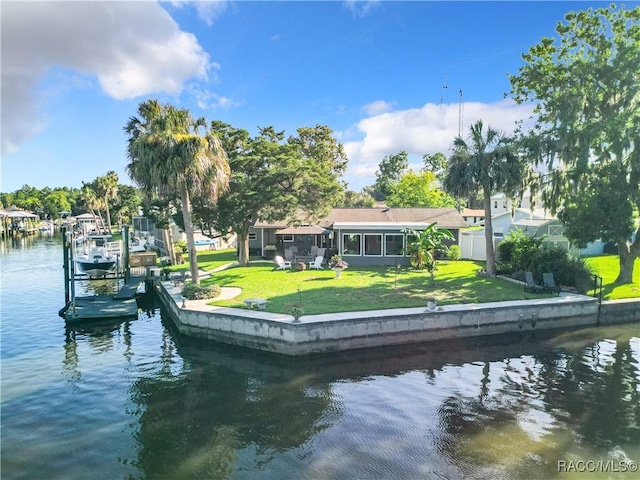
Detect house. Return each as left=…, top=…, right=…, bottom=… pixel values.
left=459, top=208, right=605, bottom=260
left=489, top=191, right=535, bottom=216
left=249, top=207, right=468, bottom=266
left=461, top=208, right=485, bottom=226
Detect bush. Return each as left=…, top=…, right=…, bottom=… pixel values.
left=448, top=245, right=461, bottom=261
left=528, top=245, right=594, bottom=293
left=174, top=240, right=188, bottom=254
left=497, top=229, right=544, bottom=274
left=181, top=282, right=221, bottom=300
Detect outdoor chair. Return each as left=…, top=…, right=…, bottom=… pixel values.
left=524, top=271, right=545, bottom=293
left=308, top=256, right=324, bottom=270
left=542, top=272, right=561, bottom=295
left=273, top=255, right=292, bottom=270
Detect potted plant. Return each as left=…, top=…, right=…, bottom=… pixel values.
left=288, top=304, right=304, bottom=323
left=329, top=254, right=349, bottom=278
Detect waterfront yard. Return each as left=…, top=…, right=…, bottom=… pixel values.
left=168, top=249, right=638, bottom=315
left=191, top=251, right=548, bottom=315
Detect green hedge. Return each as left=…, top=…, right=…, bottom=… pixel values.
left=181, top=282, right=221, bottom=300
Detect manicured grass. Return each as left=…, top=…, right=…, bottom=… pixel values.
left=172, top=249, right=639, bottom=315
left=200, top=256, right=552, bottom=315
left=162, top=248, right=247, bottom=272
left=584, top=255, right=640, bottom=300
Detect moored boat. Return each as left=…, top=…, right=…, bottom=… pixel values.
left=75, top=235, right=119, bottom=278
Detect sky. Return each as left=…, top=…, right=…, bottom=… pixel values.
left=1, top=0, right=627, bottom=194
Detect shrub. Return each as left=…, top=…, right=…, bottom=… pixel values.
left=181, top=282, right=221, bottom=300
left=448, top=245, right=461, bottom=261
left=497, top=229, right=544, bottom=274
left=528, top=245, right=594, bottom=293
left=174, top=240, right=188, bottom=254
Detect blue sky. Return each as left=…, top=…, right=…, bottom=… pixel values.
left=1, top=0, right=624, bottom=194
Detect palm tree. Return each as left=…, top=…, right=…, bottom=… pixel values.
left=125, top=100, right=230, bottom=285
left=80, top=185, right=104, bottom=233
left=442, top=120, right=525, bottom=276
left=94, top=171, right=118, bottom=234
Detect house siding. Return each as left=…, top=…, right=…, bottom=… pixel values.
left=248, top=208, right=466, bottom=265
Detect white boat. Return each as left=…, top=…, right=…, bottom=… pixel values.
left=75, top=235, right=119, bottom=278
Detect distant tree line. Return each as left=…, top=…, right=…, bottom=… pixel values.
left=0, top=173, right=141, bottom=230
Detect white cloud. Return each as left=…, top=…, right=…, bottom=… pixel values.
left=361, top=100, right=395, bottom=116
left=342, top=99, right=535, bottom=191
left=170, top=0, right=229, bottom=27
left=1, top=1, right=213, bottom=155
left=190, top=88, right=245, bottom=110
left=343, top=0, right=381, bottom=18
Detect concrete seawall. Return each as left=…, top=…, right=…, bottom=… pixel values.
left=156, top=281, right=638, bottom=356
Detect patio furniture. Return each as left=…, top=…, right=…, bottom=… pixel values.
left=524, top=271, right=545, bottom=293
left=308, top=256, right=324, bottom=270
left=273, top=256, right=292, bottom=270
left=542, top=272, right=561, bottom=294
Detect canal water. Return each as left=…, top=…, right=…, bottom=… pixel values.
left=1, top=234, right=639, bottom=479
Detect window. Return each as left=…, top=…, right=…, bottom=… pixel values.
left=364, top=234, right=382, bottom=256
left=549, top=225, right=563, bottom=237
left=248, top=232, right=257, bottom=241
left=342, top=234, right=361, bottom=255
left=282, top=234, right=294, bottom=242
left=493, top=201, right=498, bottom=209
left=385, top=234, right=404, bottom=256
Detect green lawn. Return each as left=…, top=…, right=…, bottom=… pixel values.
left=585, top=255, right=640, bottom=300
left=172, top=249, right=638, bottom=315
left=191, top=250, right=551, bottom=315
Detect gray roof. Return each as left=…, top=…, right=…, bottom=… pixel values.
left=322, top=208, right=468, bottom=228
left=255, top=208, right=467, bottom=229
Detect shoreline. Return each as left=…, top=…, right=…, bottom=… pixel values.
left=156, top=280, right=640, bottom=356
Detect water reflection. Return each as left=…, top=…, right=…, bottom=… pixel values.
left=2, top=234, right=638, bottom=479
left=121, top=321, right=639, bottom=479
left=127, top=317, right=336, bottom=479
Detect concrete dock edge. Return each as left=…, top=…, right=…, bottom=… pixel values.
left=156, top=281, right=639, bottom=356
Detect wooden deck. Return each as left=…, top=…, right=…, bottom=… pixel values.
left=65, top=276, right=146, bottom=322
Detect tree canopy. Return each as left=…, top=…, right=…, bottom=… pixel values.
left=385, top=170, right=456, bottom=208
left=202, top=122, right=347, bottom=265
left=510, top=4, right=640, bottom=283
left=371, top=151, right=409, bottom=200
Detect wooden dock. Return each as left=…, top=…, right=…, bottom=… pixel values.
left=65, top=276, right=147, bottom=322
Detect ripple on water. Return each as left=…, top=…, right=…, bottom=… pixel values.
left=2, top=236, right=639, bottom=480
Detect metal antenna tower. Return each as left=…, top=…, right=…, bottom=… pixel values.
left=458, top=89, right=464, bottom=136
left=439, top=72, right=448, bottom=118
